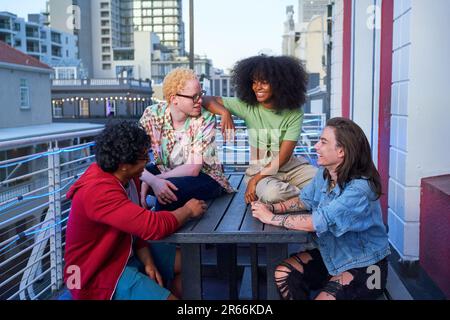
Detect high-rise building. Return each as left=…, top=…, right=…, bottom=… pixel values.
left=282, top=1, right=328, bottom=82
left=298, top=0, right=328, bottom=24
left=0, top=11, right=78, bottom=69
left=120, top=0, right=185, bottom=56
left=44, top=0, right=94, bottom=78
left=45, top=0, right=186, bottom=80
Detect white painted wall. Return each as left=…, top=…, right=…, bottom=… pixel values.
left=388, top=0, right=450, bottom=261
left=131, top=31, right=152, bottom=80
left=330, top=0, right=344, bottom=117
left=0, top=67, right=52, bottom=128
left=349, top=0, right=381, bottom=154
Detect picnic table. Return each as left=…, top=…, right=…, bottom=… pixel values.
left=155, top=173, right=311, bottom=300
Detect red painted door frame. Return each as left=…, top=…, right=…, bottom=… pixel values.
left=342, top=0, right=352, bottom=119
left=378, top=0, right=394, bottom=222
left=341, top=0, right=393, bottom=221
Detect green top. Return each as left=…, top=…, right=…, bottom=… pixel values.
left=222, top=97, right=304, bottom=153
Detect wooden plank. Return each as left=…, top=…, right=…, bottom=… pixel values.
left=179, top=199, right=214, bottom=232
left=192, top=175, right=242, bottom=233
left=240, top=205, right=264, bottom=232
left=162, top=230, right=309, bottom=244
left=182, top=174, right=234, bottom=232
left=216, top=179, right=248, bottom=232
left=181, top=244, right=202, bottom=299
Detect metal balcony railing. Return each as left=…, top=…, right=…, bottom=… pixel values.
left=52, top=78, right=151, bottom=89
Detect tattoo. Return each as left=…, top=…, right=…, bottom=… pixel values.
left=283, top=214, right=311, bottom=229
left=271, top=213, right=312, bottom=230
left=270, top=214, right=287, bottom=227
left=278, top=198, right=306, bottom=213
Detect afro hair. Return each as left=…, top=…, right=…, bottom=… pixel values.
left=231, top=55, right=308, bottom=111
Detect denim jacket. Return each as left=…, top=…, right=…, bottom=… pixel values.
left=300, top=168, right=390, bottom=276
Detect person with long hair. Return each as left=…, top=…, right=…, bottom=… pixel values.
left=203, top=55, right=317, bottom=204
left=64, top=121, right=207, bottom=300
left=251, top=118, right=390, bottom=300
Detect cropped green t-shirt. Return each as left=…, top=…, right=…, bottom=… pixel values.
left=222, top=97, right=304, bottom=153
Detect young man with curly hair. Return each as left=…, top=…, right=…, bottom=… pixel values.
left=139, top=68, right=233, bottom=211
left=203, top=55, right=317, bottom=204
left=64, top=121, right=207, bottom=300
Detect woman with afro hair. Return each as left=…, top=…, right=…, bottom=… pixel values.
left=203, top=55, right=317, bottom=204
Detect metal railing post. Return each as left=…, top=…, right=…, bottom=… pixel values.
left=48, top=143, right=63, bottom=292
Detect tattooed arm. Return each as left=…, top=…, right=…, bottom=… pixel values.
left=269, top=213, right=314, bottom=232
left=251, top=202, right=315, bottom=232
left=272, top=197, right=307, bottom=214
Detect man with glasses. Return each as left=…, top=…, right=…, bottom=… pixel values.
left=139, top=68, right=233, bottom=212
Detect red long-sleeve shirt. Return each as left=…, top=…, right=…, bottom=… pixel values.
left=64, top=163, right=179, bottom=300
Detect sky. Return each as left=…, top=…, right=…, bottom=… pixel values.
left=0, top=0, right=296, bottom=71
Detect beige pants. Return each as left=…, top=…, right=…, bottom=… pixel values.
left=244, top=156, right=318, bottom=203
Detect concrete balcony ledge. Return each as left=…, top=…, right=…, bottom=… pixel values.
left=420, top=174, right=450, bottom=299
left=52, top=78, right=151, bottom=90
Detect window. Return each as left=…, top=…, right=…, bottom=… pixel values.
left=105, top=100, right=116, bottom=117
left=164, top=25, right=175, bottom=32
left=20, top=79, right=30, bottom=109
left=103, top=64, right=111, bottom=70
left=164, top=9, right=175, bottom=15
left=56, top=67, right=76, bottom=80
left=79, top=100, right=89, bottom=117
left=222, top=79, right=228, bottom=96
left=53, top=100, right=63, bottom=117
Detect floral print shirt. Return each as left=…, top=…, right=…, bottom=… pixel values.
left=139, top=102, right=234, bottom=193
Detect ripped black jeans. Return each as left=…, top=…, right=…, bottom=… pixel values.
left=275, top=249, right=388, bottom=300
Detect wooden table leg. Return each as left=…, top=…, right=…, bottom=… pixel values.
left=265, top=244, right=288, bottom=300
left=181, top=243, right=202, bottom=300
left=250, top=244, right=259, bottom=300
left=217, top=244, right=238, bottom=299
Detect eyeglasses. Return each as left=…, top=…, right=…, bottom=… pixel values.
left=175, top=90, right=206, bottom=104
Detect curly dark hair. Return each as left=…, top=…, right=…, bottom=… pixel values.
left=94, top=120, right=151, bottom=172
left=231, top=55, right=308, bottom=111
